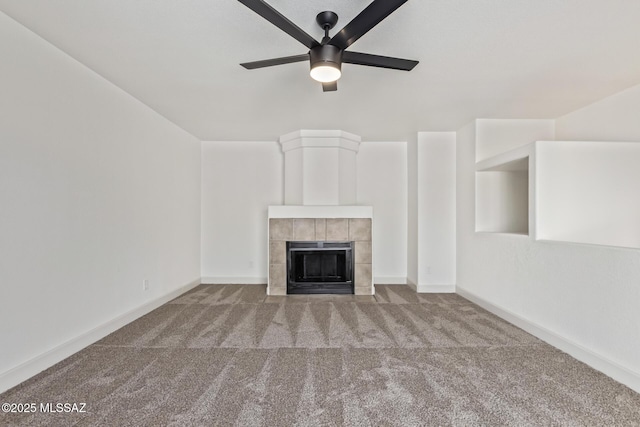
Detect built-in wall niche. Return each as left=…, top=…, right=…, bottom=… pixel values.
left=475, top=139, right=640, bottom=249
left=475, top=144, right=532, bottom=235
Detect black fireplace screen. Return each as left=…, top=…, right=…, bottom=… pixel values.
left=286, top=241, right=354, bottom=294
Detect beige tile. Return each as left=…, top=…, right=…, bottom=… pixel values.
left=269, top=263, right=287, bottom=294
left=269, top=241, right=286, bottom=264
left=270, top=218, right=292, bottom=241
left=349, top=218, right=372, bottom=241
left=268, top=287, right=287, bottom=296
left=355, top=263, right=372, bottom=288
left=354, top=241, right=372, bottom=264
left=326, top=218, right=348, bottom=241
left=315, top=219, right=326, bottom=241
left=293, top=218, right=315, bottom=241
left=355, top=285, right=374, bottom=296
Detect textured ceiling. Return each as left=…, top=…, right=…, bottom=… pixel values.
left=1, top=0, right=640, bottom=141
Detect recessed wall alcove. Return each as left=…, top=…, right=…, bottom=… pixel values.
left=474, top=121, right=640, bottom=249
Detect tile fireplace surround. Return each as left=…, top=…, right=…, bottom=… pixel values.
left=268, top=206, right=373, bottom=296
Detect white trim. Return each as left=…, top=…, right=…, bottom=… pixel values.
left=374, top=276, right=407, bottom=285
left=201, top=277, right=267, bottom=285
left=279, top=129, right=361, bottom=153
left=457, top=287, right=640, bottom=394
left=417, top=283, right=456, bottom=293
left=0, top=278, right=201, bottom=394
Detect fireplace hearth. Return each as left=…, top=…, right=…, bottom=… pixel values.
left=287, top=241, right=354, bottom=294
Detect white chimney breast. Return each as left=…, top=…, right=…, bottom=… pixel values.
left=279, top=130, right=361, bottom=206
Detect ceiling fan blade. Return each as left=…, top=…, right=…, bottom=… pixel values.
left=329, top=0, right=408, bottom=50
left=322, top=81, right=337, bottom=92
left=238, top=0, right=320, bottom=49
left=343, top=51, right=418, bottom=71
left=241, top=54, right=309, bottom=69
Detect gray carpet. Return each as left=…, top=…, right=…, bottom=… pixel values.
left=1, top=284, right=639, bottom=426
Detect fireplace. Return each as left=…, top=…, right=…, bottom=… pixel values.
left=287, top=241, right=354, bottom=294
left=267, top=207, right=373, bottom=296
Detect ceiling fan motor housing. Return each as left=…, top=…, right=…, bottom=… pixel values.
left=310, top=44, right=343, bottom=72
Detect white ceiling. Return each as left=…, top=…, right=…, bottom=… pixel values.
left=2, top=0, right=640, bottom=141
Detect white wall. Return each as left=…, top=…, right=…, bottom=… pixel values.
left=303, top=148, right=340, bottom=205
left=476, top=119, right=555, bottom=161
left=416, top=132, right=456, bottom=291
left=200, top=141, right=283, bottom=283
left=536, top=140, right=640, bottom=249
left=200, top=139, right=408, bottom=284
left=457, top=116, right=640, bottom=392
left=475, top=171, right=529, bottom=233
left=357, top=141, right=408, bottom=283
left=556, top=83, right=640, bottom=141
left=0, top=12, right=201, bottom=392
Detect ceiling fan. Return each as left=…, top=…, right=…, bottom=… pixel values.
left=238, top=0, right=419, bottom=92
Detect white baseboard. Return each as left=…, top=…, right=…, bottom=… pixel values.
left=457, top=287, right=640, bottom=394
left=416, top=283, right=456, bottom=293
left=201, top=277, right=267, bottom=285
left=407, top=279, right=456, bottom=293
left=0, top=278, right=201, bottom=394
left=374, top=276, right=407, bottom=285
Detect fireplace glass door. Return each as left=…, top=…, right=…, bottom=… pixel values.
left=287, top=241, right=354, bottom=294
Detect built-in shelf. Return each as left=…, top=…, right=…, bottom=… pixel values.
left=476, top=144, right=532, bottom=235
left=477, top=231, right=529, bottom=236
left=475, top=139, right=640, bottom=250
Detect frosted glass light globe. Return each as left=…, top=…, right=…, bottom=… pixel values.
left=310, top=65, right=341, bottom=83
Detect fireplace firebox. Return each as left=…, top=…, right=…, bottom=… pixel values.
left=286, top=241, right=354, bottom=294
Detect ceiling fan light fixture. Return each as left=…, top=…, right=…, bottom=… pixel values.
left=238, top=0, right=419, bottom=91
left=309, top=44, right=342, bottom=83
left=310, top=64, right=341, bottom=83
